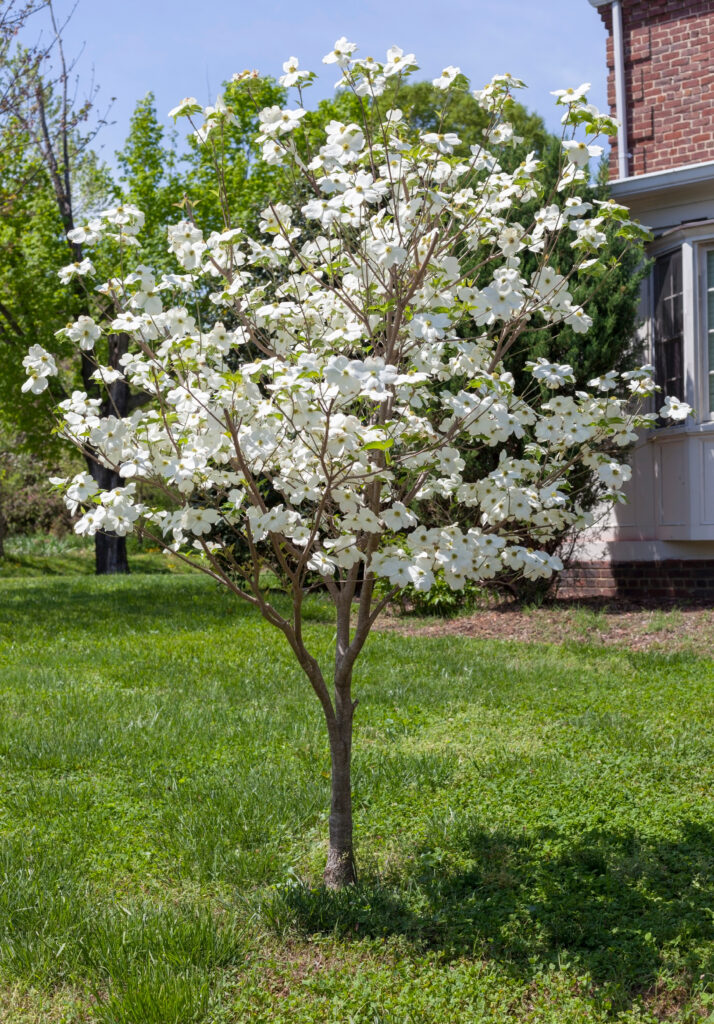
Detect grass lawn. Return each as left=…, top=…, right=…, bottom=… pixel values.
left=0, top=571, right=713, bottom=1022
left=0, top=535, right=196, bottom=578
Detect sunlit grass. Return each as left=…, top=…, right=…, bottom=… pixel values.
left=0, top=574, right=713, bottom=1021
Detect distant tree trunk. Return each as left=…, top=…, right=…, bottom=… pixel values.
left=90, top=461, right=129, bottom=575
left=86, top=333, right=130, bottom=575
left=0, top=453, right=8, bottom=559
left=94, top=529, right=128, bottom=574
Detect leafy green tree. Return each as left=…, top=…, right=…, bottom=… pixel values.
left=116, top=81, right=289, bottom=252
left=182, top=77, right=289, bottom=235
left=114, top=94, right=184, bottom=270
left=0, top=157, right=73, bottom=449
left=0, top=0, right=121, bottom=567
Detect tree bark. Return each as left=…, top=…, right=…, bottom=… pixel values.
left=94, top=526, right=128, bottom=575
left=324, top=691, right=357, bottom=888
left=89, top=459, right=129, bottom=575
left=85, top=333, right=130, bottom=575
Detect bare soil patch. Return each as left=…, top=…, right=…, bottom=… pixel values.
left=374, top=599, right=714, bottom=657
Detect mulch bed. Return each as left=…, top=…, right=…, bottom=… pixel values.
left=373, top=599, right=714, bottom=656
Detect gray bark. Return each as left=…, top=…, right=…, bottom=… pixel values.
left=324, top=697, right=357, bottom=888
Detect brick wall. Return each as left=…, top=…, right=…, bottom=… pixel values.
left=595, top=0, right=714, bottom=177
left=558, top=559, right=714, bottom=600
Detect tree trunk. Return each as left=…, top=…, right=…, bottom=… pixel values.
left=94, top=528, right=129, bottom=575
left=89, top=459, right=129, bottom=576
left=86, top=334, right=131, bottom=576
left=324, top=702, right=357, bottom=888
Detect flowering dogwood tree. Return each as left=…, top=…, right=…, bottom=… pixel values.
left=24, top=41, right=691, bottom=886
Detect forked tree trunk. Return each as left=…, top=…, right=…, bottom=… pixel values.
left=324, top=695, right=357, bottom=887
left=303, top=581, right=369, bottom=887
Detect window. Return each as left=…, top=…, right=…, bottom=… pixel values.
left=653, top=249, right=684, bottom=408
left=707, top=251, right=714, bottom=414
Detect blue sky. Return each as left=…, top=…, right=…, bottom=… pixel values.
left=43, top=0, right=610, bottom=165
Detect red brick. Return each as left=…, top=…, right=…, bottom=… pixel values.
left=596, top=0, right=714, bottom=175
left=560, top=558, right=714, bottom=601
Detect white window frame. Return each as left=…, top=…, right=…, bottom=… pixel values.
left=650, top=245, right=686, bottom=412
left=648, top=225, right=714, bottom=427
left=698, top=243, right=714, bottom=422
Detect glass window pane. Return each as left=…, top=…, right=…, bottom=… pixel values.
left=653, top=249, right=684, bottom=412
left=670, top=248, right=682, bottom=294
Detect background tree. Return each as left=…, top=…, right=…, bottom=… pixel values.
left=116, top=80, right=289, bottom=258
left=0, top=0, right=128, bottom=570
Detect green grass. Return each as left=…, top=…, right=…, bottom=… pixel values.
left=1, top=534, right=197, bottom=577
left=644, top=609, right=685, bottom=634
left=0, top=574, right=713, bottom=1022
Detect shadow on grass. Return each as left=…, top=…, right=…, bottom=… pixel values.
left=1, top=575, right=246, bottom=622
left=1, top=575, right=334, bottom=628
left=269, top=821, right=714, bottom=1004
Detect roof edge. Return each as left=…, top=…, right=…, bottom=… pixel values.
left=610, top=159, right=714, bottom=198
